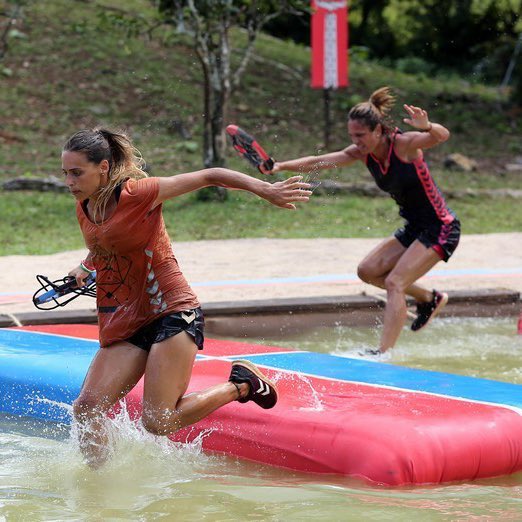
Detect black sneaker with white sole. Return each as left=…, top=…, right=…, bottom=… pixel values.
left=411, top=290, right=448, bottom=332
left=229, top=359, right=278, bottom=409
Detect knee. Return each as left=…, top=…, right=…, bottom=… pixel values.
left=141, top=417, right=163, bottom=436
left=73, top=393, right=104, bottom=422
left=357, top=261, right=375, bottom=284
left=384, top=273, right=405, bottom=294
left=142, top=408, right=182, bottom=436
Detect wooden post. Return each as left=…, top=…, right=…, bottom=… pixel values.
left=323, top=87, right=332, bottom=149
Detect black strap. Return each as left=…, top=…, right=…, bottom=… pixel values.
left=230, top=380, right=242, bottom=400
left=114, top=180, right=123, bottom=202
left=82, top=180, right=125, bottom=213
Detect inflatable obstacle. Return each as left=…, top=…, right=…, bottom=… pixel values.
left=1, top=324, right=521, bottom=486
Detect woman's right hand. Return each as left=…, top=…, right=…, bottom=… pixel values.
left=269, top=162, right=282, bottom=174
left=68, top=265, right=90, bottom=289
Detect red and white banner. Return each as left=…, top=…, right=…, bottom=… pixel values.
left=311, top=0, right=349, bottom=89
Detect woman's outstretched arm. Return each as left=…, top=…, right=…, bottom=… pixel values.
left=154, top=168, right=312, bottom=210
left=271, top=145, right=363, bottom=174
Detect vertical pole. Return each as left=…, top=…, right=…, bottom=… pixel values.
left=501, top=32, right=522, bottom=88
left=323, top=87, right=332, bottom=149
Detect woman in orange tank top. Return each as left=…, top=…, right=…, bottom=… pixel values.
left=63, top=128, right=311, bottom=468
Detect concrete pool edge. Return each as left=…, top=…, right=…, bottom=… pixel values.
left=1, top=287, right=519, bottom=337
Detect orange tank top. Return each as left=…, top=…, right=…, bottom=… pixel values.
left=76, top=177, right=200, bottom=347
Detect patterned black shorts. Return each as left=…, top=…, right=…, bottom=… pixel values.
left=125, top=308, right=205, bottom=352
left=394, top=219, right=461, bottom=262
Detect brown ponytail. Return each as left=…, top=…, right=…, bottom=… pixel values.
left=348, top=86, right=396, bottom=132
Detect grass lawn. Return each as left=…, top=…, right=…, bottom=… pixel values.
left=1, top=188, right=520, bottom=256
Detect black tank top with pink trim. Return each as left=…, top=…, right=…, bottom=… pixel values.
left=365, top=129, right=456, bottom=226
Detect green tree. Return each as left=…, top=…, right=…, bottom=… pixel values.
left=157, top=0, right=309, bottom=174
left=1, top=1, right=31, bottom=72
left=1, top=0, right=31, bottom=141
left=398, top=0, right=520, bottom=70
left=350, top=0, right=396, bottom=58
left=503, top=32, right=522, bottom=105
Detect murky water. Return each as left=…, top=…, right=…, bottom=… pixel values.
left=1, top=317, right=521, bottom=520
left=254, top=316, right=522, bottom=385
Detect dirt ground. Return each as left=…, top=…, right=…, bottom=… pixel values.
left=0, top=233, right=520, bottom=317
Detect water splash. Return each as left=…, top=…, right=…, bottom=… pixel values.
left=32, top=396, right=73, bottom=415
left=68, top=399, right=216, bottom=472
left=303, top=171, right=322, bottom=192
left=271, top=370, right=324, bottom=411
left=0, top=398, right=229, bottom=516
left=336, top=347, right=392, bottom=362
left=295, top=373, right=324, bottom=411
left=252, top=317, right=521, bottom=384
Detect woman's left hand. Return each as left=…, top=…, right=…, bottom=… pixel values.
left=264, top=176, right=312, bottom=209
left=403, top=104, right=431, bottom=131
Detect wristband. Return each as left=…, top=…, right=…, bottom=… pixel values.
left=421, top=123, right=433, bottom=132
left=80, top=260, right=95, bottom=274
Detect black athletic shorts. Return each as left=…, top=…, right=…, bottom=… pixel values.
left=125, top=308, right=205, bottom=352
left=394, top=219, right=461, bottom=262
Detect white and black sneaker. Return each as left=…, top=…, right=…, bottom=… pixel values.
left=358, top=348, right=383, bottom=357
left=229, top=360, right=278, bottom=409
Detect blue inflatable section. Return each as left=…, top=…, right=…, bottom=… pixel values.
left=0, top=329, right=98, bottom=422
left=240, top=352, right=522, bottom=411
left=2, top=328, right=521, bottom=423
left=0, top=329, right=209, bottom=422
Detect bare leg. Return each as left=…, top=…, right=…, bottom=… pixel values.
left=380, top=241, right=442, bottom=351
left=73, top=343, right=148, bottom=468
left=357, top=236, right=434, bottom=303
left=142, top=331, right=247, bottom=436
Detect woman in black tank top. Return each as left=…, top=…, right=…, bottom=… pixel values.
left=271, top=86, right=460, bottom=355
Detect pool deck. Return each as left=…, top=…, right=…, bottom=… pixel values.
left=1, top=233, right=521, bottom=330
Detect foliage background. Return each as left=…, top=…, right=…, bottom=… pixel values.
left=0, top=0, right=520, bottom=255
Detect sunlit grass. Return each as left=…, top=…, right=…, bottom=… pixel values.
left=1, top=190, right=520, bottom=255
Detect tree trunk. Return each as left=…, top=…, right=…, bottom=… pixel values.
left=204, top=84, right=228, bottom=169
left=197, top=81, right=229, bottom=201
left=197, top=22, right=231, bottom=201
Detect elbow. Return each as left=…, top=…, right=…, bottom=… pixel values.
left=204, top=168, right=228, bottom=187
left=431, top=130, right=450, bottom=147
left=434, top=125, right=450, bottom=144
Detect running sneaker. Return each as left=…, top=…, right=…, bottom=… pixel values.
left=411, top=290, right=448, bottom=332
left=358, top=348, right=383, bottom=357
left=229, top=359, right=278, bottom=409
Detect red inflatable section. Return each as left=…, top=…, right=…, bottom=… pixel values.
left=21, top=323, right=100, bottom=339
left=116, top=358, right=522, bottom=486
